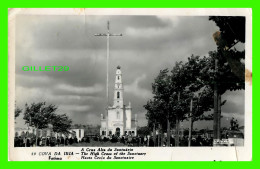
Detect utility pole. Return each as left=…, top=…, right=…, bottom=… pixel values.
left=213, top=58, right=219, bottom=140
left=188, top=98, right=193, bottom=147
left=153, top=122, right=156, bottom=147
left=175, top=92, right=181, bottom=147
left=95, top=21, right=122, bottom=136
left=167, top=115, right=170, bottom=147
left=217, top=94, right=221, bottom=139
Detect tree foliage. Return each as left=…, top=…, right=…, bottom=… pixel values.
left=209, top=16, right=245, bottom=81
left=209, top=16, right=245, bottom=46
left=15, top=103, right=22, bottom=119
left=137, top=126, right=151, bottom=137
left=52, top=114, right=72, bottom=135
left=144, top=55, right=218, bottom=133
left=23, top=102, right=73, bottom=136
left=200, top=51, right=244, bottom=95
left=23, top=102, right=57, bottom=129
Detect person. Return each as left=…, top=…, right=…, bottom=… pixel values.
left=196, top=136, right=203, bottom=146
left=57, top=137, right=60, bottom=146
left=14, top=137, right=19, bottom=147
left=37, top=137, right=40, bottom=146
left=51, top=137, right=56, bottom=147
left=26, top=138, right=30, bottom=147
left=136, top=136, right=140, bottom=147
left=61, top=137, right=64, bottom=145
left=144, top=136, right=147, bottom=146
left=230, top=117, right=235, bottom=130
left=39, top=137, right=42, bottom=146
left=149, top=136, right=154, bottom=147
left=18, top=136, right=22, bottom=147
left=46, top=138, right=50, bottom=146
left=69, top=137, right=73, bottom=145
left=132, top=137, right=137, bottom=146
left=128, top=135, right=132, bottom=146
left=121, top=136, right=125, bottom=144
left=74, top=136, right=78, bottom=144
left=65, top=137, right=69, bottom=146
left=170, top=136, right=175, bottom=147
left=162, top=136, right=166, bottom=147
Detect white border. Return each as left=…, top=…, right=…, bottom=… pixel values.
left=8, top=8, right=252, bottom=161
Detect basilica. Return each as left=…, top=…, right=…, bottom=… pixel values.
left=100, top=66, right=137, bottom=137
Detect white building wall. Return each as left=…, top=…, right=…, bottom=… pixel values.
left=101, top=120, right=106, bottom=128
left=68, top=129, right=84, bottom=141
left=108, top=108, right=123, bottom=128
left=125, top=109, right=132, bottom=129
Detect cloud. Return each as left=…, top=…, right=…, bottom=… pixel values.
left=14, top=15, right=244, bottom=130
left=54, top=83, right=104, bottom=95
left=135, top=111, right=147, bottom=127
left=124, top=74, right=153, bottom=100
left=156, top=16, right=180, bottom=27
left=59, top=105, right=92, bottom=112
left=125, top=26, right=172, bottom=39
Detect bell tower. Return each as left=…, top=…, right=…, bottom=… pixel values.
left=113, top=66, right=124, bottom=108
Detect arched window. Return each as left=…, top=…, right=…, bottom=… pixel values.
left=117, top=91, right=120, bottom=98
left=118, top=76, right=120, bottom=80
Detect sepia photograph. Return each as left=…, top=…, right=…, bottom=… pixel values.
left=8, top=8, right=252, bottom=161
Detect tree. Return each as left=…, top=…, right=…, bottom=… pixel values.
left=174, top=55, right=216, bottom=146
left=196, top=48, right=244, bottom=139
left=15, top=104, right=22, bottom=120
left=145, top=57, right=214, bottom=147
left=230, top=117, right=239, bottom=131
left=24, top=102, right=57, bottom=129
left=137, top=126, right=151, bottom=137
left=23, top=102, right=57, bottom=146
left=209, top=17, right=245, bottom=139
left=150, top=69, right=173, bottom=147
left=52, top=114, right=72, bottom=135
left=145, top=99, right=165, bottom=131
left=52, top=114, right=72, bottom=146
left=145, top=62, right=193, bottom=147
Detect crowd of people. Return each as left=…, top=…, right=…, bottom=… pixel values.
left=14, top=134, right=213, bottom=147
left=91, top=134, right=213, bottom=147
left=14, top=136, right=82, bottom=147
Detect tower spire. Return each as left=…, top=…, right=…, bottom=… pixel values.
left=113, top=66, right=124, bottom=107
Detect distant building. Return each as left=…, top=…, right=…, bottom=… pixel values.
left=100, top=66, right=137, bottom=137
left=68, top=129, right=84, bottom=141
left=15, top=125, right=84, bottom=141
left=84, top=125, right=100, bottom=136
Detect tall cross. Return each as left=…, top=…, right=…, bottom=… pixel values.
left=95, top=21, right=122, bottom=106
left=95, top=21, right=122, bottom=136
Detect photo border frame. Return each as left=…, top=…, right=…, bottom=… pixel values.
left=0, top=0, right=258, bottom=168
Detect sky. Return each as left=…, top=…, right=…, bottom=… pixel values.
left=15, top=15, right=245, bottom=129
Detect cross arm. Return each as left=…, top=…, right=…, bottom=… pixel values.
left=94, top=33, right=123, bottom=36
left=109, top=33, right=123, bottom=36
left=94, top=33, right=107, bottom=36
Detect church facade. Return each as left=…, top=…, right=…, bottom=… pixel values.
left=100, top=66, right=137, bottom=137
